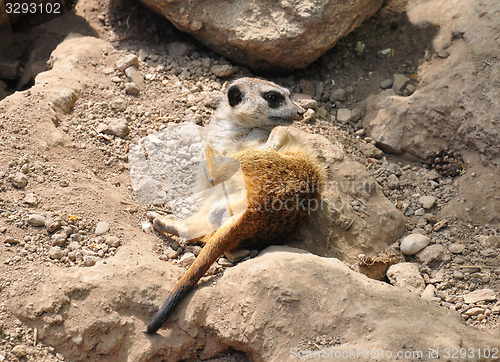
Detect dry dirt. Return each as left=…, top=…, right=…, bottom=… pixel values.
left=0, top=0, right=499, bottom=361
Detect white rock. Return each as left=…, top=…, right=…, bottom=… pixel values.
left=400, top=233, right=430, bottom=256
left=463, top=289, right=497, bottom=304
left=421, top=284, right=435, bottom=301
left=387, top=263, right=425, bottom=295
left=95, top=221, right=110, bottom=236
left=142, top=222, right=153, bottom=233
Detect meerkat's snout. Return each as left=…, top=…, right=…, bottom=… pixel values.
left=294, top=104, right=305, bottom=120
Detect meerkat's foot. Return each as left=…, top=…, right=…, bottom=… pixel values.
left=147, top=212, right=180, bottom=236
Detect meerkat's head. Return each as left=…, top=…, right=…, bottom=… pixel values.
left=214, top=78, right=305, bottom=130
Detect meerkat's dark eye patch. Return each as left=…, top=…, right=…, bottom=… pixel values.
left=262, top=91, right=285, bottom=109
left=228, top=85, right=243, bottom=107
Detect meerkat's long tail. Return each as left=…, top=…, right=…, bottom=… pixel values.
left=145, top=213, right=246, bottom=334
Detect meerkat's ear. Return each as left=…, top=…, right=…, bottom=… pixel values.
left=227, top=85, right=243, bottom=107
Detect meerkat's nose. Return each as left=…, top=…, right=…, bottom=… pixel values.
left=297, top=107, right=305, bottom=116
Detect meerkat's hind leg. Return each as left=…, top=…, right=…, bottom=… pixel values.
left=147, top=212, right=180, bottom=236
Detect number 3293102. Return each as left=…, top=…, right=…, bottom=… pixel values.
left=6, top=2, right=61, bottom=14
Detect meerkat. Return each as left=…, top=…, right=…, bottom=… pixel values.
left=146, top=78, right=326, bottom=334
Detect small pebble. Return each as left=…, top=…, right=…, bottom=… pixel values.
left=116, top=54, right=139, bottom=71
left=4, top=237, right=21, bottom=244
left=379, top=78, right=393, bottom=89
left=224, top=249, right=250, bottom=263
left=448, top=243, right=465, bottom=254
left=336, top=109, right=352, bottom=123
left=68, top=241, right=80, bottom=251
left=125, top=66, right=145, bottom=89
left=48, top=246, right=63, bottom=260
left=96, top=119, right=129, bottom=138
left=27, top=214, right=45, bottom=227
left=210, top=65, right=234, bottom=78
left=400, top=233, right=430, bottom=256
left=293, top=94, right=318, bottom=109
left=387, top=263, right=425, bottom=295
left=95, top=221, right=110, bottom=236
left=414, top=208, right=425, bottom=216
left=387, top=174, right=400, bottom=189
left=415, top=244, right=450, bottom=265
left=464, top=307, right=485, bottom=316
left=453, top=270, right=464, bottom=279
left=218, top=257, right=233, bottom=267
left=330, top=88, right=347, bottom=102
left=51, top=228, right=70, bottom=246
left=419, top=195, right=437, bottom=209
left=102, top=67, right=114, bottom=75
left=46, top=219, right=62, bottom=233
left=302, top=108, right=316, bottom=123
left=84, top=255, right=99, bottom=267
left=23, top=193, right=38, bottom=206
left=480, top=248, right=497, bottom=257
left=10, top=172, right=28, bottom=189
left=142, top=222, right=153, bottom=233
left=178, top=252, right=196, bottom=267
left=105, top=235, right=120, bottom=247
left=125, top=82, right=140, bottom=95
left=406, top=84, right=416, bottom=95
left=163, top=246, right=178, bottom=259
left=359, top=142, right=384, bottom=159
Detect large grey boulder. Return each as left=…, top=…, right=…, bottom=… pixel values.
left=138, top=0, right=383, bottom=69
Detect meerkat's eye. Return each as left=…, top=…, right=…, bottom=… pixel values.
left=262, top=91, right=285, bottom=109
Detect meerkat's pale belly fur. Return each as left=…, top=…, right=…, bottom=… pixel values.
left=146, top=78, right=326, bottom=334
